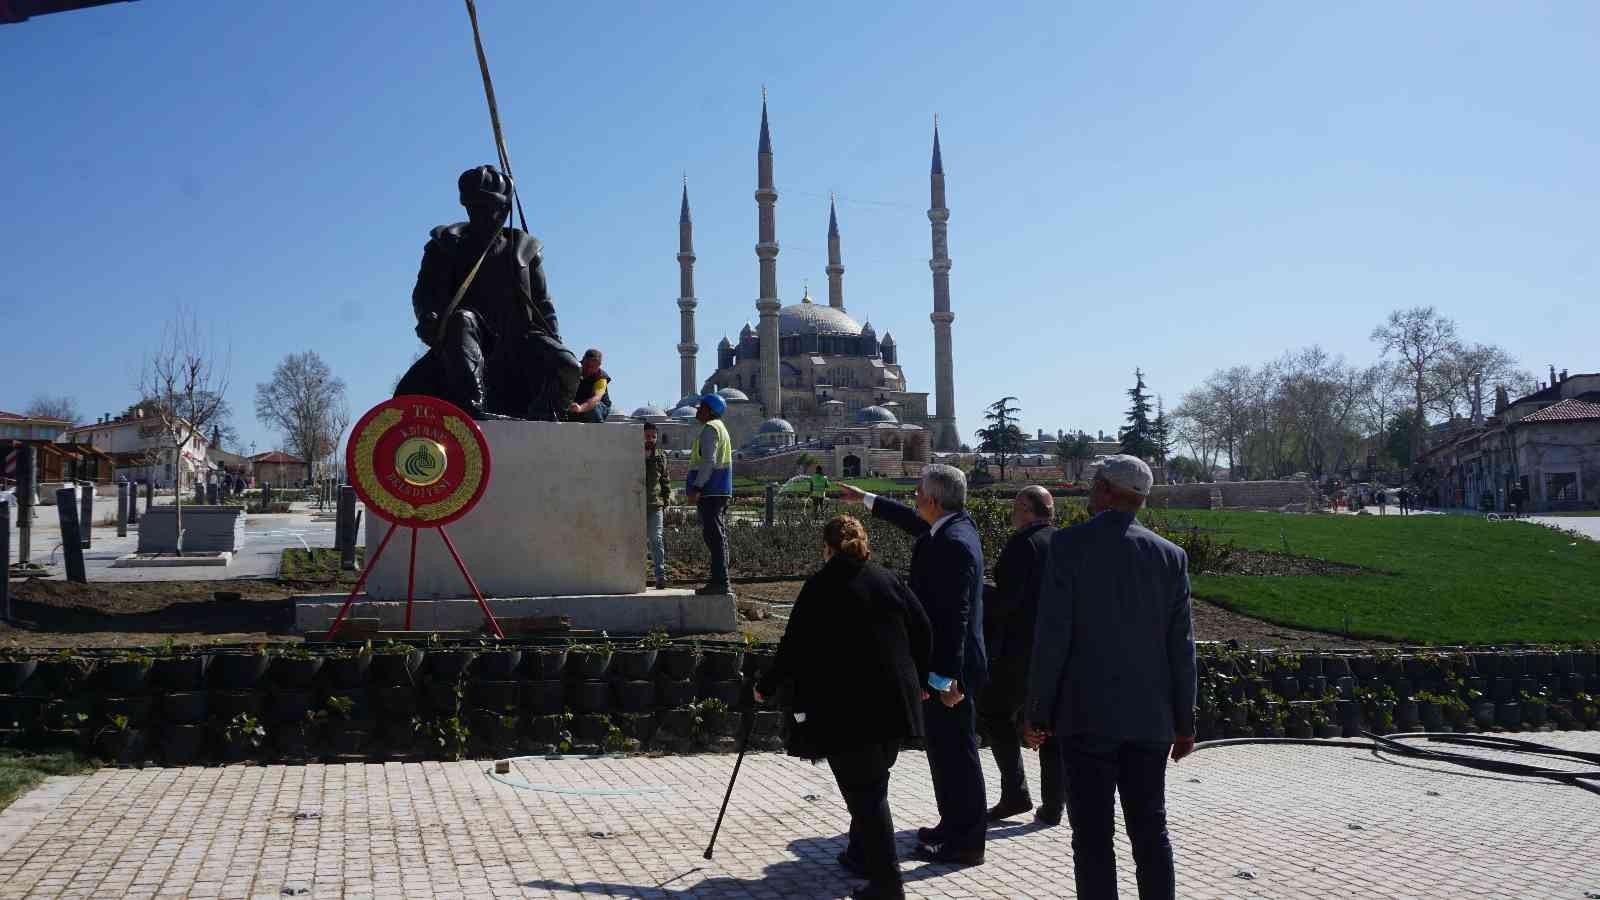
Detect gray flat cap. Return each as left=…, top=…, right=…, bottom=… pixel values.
left=1099, top=454, right=1153, bottom=496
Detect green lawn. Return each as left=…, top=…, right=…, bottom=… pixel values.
left=0, top=750, right=96, bottom=813
left=1182, top=511, right=1600, bottom=644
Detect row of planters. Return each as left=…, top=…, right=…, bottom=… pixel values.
left=0, top=638, right=778, bottom=766
left=1193, top=646, right=1600, bottom=741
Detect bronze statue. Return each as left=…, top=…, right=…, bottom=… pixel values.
left=396, top=165, right=580, bottom=420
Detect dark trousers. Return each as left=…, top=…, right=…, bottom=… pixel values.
left=828, top=741, right=902, bottom=889
left=697, top=495, right=730, bottom=588
left=923, top=692, right=986, bottom=852
left=1061, top=737, right=1174, bottom=900
left=983, top=704, right=1065, bottom=811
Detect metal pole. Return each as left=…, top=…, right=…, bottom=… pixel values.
left=16, top=445, right=34, bottom=566
left=117, top=481, right=129, bottom=537
left=78, top=480, right=94, bottom=549
left=56, top=487, right=86, bottom=583
left=144, top=479, right=153, bottom=515
left=127, top=478, right=139, bottom=525
left=703, top=680, right=758, bottom=860
left=338, top=485, right=357, bottom=571
left=764, top=482, right=777, bottom=528
left=1, top=495, right=11, bottom=621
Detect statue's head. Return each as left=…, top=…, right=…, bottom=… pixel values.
left=458, top=165, right=513, bottom=230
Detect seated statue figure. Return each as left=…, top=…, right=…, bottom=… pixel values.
left=395, top=165, right=580, bottom=420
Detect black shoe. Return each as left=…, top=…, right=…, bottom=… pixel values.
left=654, top=578, right=667, bottom=590
left=1034, top=806, right=1062, bottom=827
left=915, top=826, right=943, bottom=844
left=837, top=850, right=869, bottom=878
left=986, top=796, right=1033, bottom=823
left=851, top=883, right=905, bottom=900
left=912, top=842, right=984, bottom=866
left=695, top=584, right=731, bottom=596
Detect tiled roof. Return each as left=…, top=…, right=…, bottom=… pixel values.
left=1520, top=399, right=1600, bottom=423
left=0, top=410, right=70, bottom=423
left=250, top=451, right=305, bottom=464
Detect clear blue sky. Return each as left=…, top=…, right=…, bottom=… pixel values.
left=4, top=1, right=1596, bottom=454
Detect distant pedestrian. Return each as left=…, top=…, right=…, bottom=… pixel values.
left=1377, top=489, right=1387, bottom=515
left=1510, top=484, right=1527, bottom=518
left=644, top=423, right=672, bottom=590
left=685, top=394, right=733, bottom=596
left=1026, top=455, right=1197, bottom=900
left=1398, top=488, right=1410, bottom=516
left=809, top=465, right=830, bottom=520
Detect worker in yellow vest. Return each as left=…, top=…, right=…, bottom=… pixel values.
left=685, top=393, right=734, bottom=596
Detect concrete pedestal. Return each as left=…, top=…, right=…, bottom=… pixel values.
left=293, top=589, right=737, bottom=635
left=364, top=420, right=646, bottom=600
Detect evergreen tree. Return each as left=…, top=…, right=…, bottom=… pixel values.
left=1119, top=369, right=1158, bottom=459
left=1151, top=395, right=1170, bottom=465
left=976, top=396, right=1024, bottom=482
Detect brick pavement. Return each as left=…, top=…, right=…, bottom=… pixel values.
left=1, top=732, right=1597, bottom=898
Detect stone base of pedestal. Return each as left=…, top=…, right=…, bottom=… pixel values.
left=293, top=589, right=736, bottom=635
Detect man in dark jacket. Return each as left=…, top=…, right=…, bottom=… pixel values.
left=842, top=464, right=989, bottom=866
left=1026, top=455, right=1197, bottom=899
left=643, top=423, right=672, bottom=589
left=982, top=485, right=1062, bottom=826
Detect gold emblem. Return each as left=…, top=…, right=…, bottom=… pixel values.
left=394, top=437, right=448, bottom=487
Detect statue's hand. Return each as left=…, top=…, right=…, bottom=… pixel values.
left=415, top=312, right=440, bottom=346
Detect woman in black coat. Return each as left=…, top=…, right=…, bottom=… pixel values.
left=755, top=515, right=932, bottom=900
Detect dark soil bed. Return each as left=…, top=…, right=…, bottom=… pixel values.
left=1212, top=548, right=1369, bottom=578
left=0, top=578, right=310, bottom=649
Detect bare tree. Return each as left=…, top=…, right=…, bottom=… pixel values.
left=24, top=394, right=79, bottom=423
left=138, top=308, right=231, bottom=553
left=1432, top=342, right=1532, bottom=422
left=255, top=351, right=350, bottom=484
left=1370, top=306, right=1460, bottom=461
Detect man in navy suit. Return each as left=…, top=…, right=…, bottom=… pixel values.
left=841, top=464, right=988, bottom=866
left=1025, top=455, right=1197, bottom=900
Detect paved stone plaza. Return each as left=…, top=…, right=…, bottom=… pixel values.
left=1, top=733, right=1597, bottom=899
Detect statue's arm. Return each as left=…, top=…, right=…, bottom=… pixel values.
left=411, top=237, right=451, bottom=345
left=517, top=234, right=560, bottom=339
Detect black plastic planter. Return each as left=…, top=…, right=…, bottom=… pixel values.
left=569, top=680, right=611, bottom=714
left=28, top=659, right=89, bottom=694
left=567, top=650, right=612, bottom=680
left=658, top=708, right=693, bottom=736
left=323, top=654, right=372, bottom=688
left=161, top=692, right=208, bottom=724
left=210, top=690, right=265, bottom=719
left=615, top=680, right=656, bottom=712
left=324, top=724, right=368, bottom=757
left=270, top=656, right=325, bottom=689
left=700, top=709, right=729, bottom=737
left=424, top=680, right=465, bottom=712
left=97, top=729, right=147, bottom=766
left=211, top=654, right=270, bottom=690
left=427, top=650, right=476, bottom=679
left=151, top=656, right=208, bottom=691
left=40, top=697, right=94, bottom=730
left=159, top=724, right=205, bottom=765
left=611, top=649, right=658, bottom=680
left=274, top=726, right=313, bottom=760
left=616, top=711, right=656, bottom=742
left=374, top=685, right=418, bottom=716
left=370, top=651, right=420, bottom=686
left=528, top=714, right=562, bottom=743
left=326, top=689, right=371, bottom=720
left=97, top=660, right=152, bottom=694
left=522, top=680, right=565, bottom=715
left=269, top=691, right=314, bottom=724
left=701, top=679, right=742, bottom=708
left=657, top=648, right=698, bottom=680
left=700, top=650, right=744, bottom=681
left=573, top=713, right=610, bottom=743
left=1417, top=700, right=1443, bottom=732
left=0, top=660, right=38, bottom=693
left=527, top=650, right=567, bottom=680
left=657, top=679, right=695, bottom=708
left=101, top=695, right=155, bottom=725
left=752, top=710, right=783, bottom=737
left=1524, top=703, right=1548, bottom=727
left=0, top=695, right=42, bottom=730
left=472, top=681, right=521, bottom=711
left=474, top=650, right=522, bottom=680
left=1495, top=701, right=1521, bottom=730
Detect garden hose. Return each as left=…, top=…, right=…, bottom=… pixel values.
left=1192, top=732, right=1600, bottom=796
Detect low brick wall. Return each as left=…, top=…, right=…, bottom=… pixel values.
left=1216, top=480, right=1318, bottom=510
left=1147, top=484, right=1220, bottom=509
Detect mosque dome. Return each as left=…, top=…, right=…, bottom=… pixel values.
left=758, top=418, right=795, bottom=435
left=856, top=405, right=899, bottom=425
left=779, top=286, right=863, bottom=337
left=717, top=387, right=750, bottom=402
left=630, top=405, right=668, bottom=421
left=718, top=336, right=733, bottom=349
left=669, top=405, right=699, bottom=419
left=861, top=320, right=876, bottom=337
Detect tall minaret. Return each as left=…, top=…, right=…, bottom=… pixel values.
left=826, top=193, right=844, bottom=310
left=928, top=116, right=959, bottom=451
left=755, top=90, right=782, bottom=417
left=676, top=178, right=699, bottom=401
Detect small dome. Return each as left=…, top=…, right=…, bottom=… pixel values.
left=861, top=320, right=876, bottom=336
left=758, top=418, right=795, bottom=434
left=881, top=332, right=895, bottom=345
left=630, top=405, right=668, bottom=421
left=740, top=323, right=755, bottom=338
left=717, top=387, right=750, bottom=402
left=677, top=394, right=703, bottom=409
left=822, top=398, right=845, bottom=406
left=856, top=405, right=899, bottom=425
left=718, top=336, right=733, bottom=349
left=669, top=405, right=699, bottom=419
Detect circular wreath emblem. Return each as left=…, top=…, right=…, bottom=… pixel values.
left=345, top=395, right=492, bottom=528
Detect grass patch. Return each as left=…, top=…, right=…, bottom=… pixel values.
left=1182, top=511, right=1600, bottom=644
left=0, top=749, right=97, bottom=813
left=279, top=547, right=365, bottom=584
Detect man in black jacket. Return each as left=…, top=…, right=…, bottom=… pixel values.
left=841, top=464, right=989, bottom=866
left=982, top=486, right=1062, bottom=826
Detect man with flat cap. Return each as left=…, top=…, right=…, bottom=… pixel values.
left=397, top=164, right=579, bottom=420
left=1025, top=454, right=1196, bottom=900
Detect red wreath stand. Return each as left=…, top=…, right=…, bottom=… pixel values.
left=324, top=396, right=504, bottom=640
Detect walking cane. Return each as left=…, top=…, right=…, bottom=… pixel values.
left=703, top=678, right=759, bottom=860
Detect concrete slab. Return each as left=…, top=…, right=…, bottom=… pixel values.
left=110, top=551, right=232, bottom=568
left=293, top=588, right=736, bottom=635
left=363, top=420, right=646, bottom=600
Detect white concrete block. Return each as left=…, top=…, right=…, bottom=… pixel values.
left=364, top=420, right=646, bottom=599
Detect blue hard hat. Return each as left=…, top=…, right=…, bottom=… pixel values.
left=699, top=393, right=727, bottom=416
